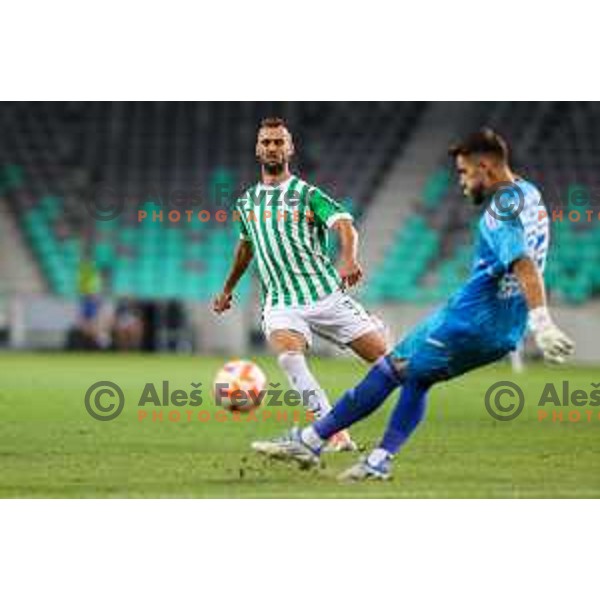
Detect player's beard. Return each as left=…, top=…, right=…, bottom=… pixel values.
left=471, top=192, right=486, bottom=206
left=469, top=183, right=487, bottom=206
left=263, top=161, right=285, bottom=175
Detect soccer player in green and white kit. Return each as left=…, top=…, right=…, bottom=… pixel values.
left=213, top=117, right=389, bottom=451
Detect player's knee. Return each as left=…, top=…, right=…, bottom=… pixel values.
left=370, top=315, right=392, bottom=354
left=384, top=354, right=410, bottom=381
left=349, top=325, right=390, bottom=363
left=269, top=329, right=307, bottom=354
left=361, top=335, right=389, bottom=363
left=382, top=350, right=451, bottom=388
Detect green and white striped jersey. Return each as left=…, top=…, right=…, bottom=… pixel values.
left=236, top=175, right=352, bottom=308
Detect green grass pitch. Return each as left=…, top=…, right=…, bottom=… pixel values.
left=0, top=352, right=599, bottom=498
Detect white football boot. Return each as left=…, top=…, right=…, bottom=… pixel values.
left=338, top=454, right=392, bottom=482
left=251, top=427, right=321, bottom=467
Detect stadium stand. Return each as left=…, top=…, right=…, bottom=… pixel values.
left=2, top=102, right=599, bottom=306
left=0, top=102, right=426, bottom=301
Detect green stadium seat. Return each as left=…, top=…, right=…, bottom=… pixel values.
left=422, top=168, right=451, bottom=209
left=0, top=164, right=24, bottom=193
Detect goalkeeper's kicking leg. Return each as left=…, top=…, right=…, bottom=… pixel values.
left=250, top=353, right=434, bottom=478
left=305, top=358, right=432, bottom=480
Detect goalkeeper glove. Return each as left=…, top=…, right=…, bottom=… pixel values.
left=529, top=306, right=575, bottom=364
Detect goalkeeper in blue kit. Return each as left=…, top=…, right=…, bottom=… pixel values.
left=251, top=129, right=575, bottom=480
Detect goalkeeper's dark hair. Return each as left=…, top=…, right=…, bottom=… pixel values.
left=449, top=128, right=509, bottom=162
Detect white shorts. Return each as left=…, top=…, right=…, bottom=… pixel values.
left=262, top=291, right=380, bottom=348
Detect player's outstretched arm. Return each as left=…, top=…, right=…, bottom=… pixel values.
left=332, top=219, right=363, bottom=288
left=213, top=240, right=254, bottom=314
left=512, top=258, right=575, bottom=364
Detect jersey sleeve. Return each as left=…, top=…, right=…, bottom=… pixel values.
left=308, top=187, right=353, bottom=228
left=235, top=197, right=252, bottom=241
left=482, top=212, right=528, bottom=269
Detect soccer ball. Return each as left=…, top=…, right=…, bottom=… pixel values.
left=213, top=359, right=267, bottom=412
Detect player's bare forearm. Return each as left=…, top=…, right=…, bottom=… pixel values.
left=333, top=219, right=358, bottom=263
left=213, top=240, right=253, bottom=314
left=223, top=240, right=253, bottom=293
left=332, top=219, right=363, bottom=287
left=512, top=257, right=546, bottom=310
left=512, top=257, right=575, bottom=361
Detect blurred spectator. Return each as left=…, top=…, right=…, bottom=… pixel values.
left=70, top=259, right=110, bottom=349
left=160, top=300, right=190, bottom=352
left=112, top=298, right=144, bottom=351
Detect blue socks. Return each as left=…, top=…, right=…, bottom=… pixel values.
left=380, top=379, right=429, bottom=454
left=314, top=356, right=402, bottom=440
left=311, top=355, right=429, bottom=458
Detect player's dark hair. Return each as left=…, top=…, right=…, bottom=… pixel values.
left=260, top=116, right=287, bottom=129
left=449, top=128, right=509, bottom=162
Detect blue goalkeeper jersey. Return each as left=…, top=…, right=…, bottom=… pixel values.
left=444, top=178, right=549, bottom=347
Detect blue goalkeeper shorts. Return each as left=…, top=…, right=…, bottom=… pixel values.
left=390, top=307, right=516, bottom=384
